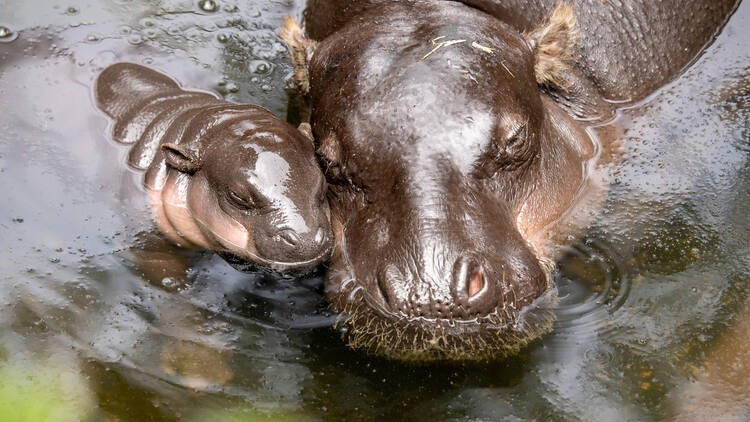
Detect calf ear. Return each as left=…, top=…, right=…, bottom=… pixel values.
left=161, top=143, right=201, bottom=173
left=279, top=16, right=318, bottom=95
left=524, top=2, right=579, bottom=89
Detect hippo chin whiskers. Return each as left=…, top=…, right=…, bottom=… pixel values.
left=327, top=256, right=559, bottom=361
left=335, top=294, right=558, bottom=361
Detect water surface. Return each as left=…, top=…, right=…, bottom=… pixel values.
left=0, top=0, right=748, bottom=420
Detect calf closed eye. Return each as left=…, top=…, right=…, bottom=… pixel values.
left=229, top=190, right=261, bottom=209
left=503, top=122, right=527, bottom=150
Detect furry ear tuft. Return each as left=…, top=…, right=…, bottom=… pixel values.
left=279, top=16, right=317, bottom=95
left=524, top=2, right=579, bottom=89
left=297, top=122, right=314, bottom=143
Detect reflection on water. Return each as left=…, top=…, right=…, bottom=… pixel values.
left=0, top=0, right=747, bottom=421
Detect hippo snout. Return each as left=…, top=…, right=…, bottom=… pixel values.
left=373, top=253, right=544, bottom=321
left=254, top=225, right=333, bottom=265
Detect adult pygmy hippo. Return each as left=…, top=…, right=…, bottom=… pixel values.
left=95, top=63, right=333, bottom=273
left=282, top=0, right=737, bottom=359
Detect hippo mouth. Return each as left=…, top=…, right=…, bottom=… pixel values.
left=219, top=247, right=333, bottom=276
left=192, top=212, right=334, bottom=275
left=325, top=226, right=559, bottom=361
left=327, top=272, right=558, bottom=361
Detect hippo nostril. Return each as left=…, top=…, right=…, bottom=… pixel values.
left=468, top=266, right=484, bottom=299
left=452, top=257, right=490, bottom=307
left=277, top=229, right=299, bottom=247
left=313, top=227, right=327, bottom=245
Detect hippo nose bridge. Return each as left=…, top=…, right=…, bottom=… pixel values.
left=253, top=221, right=333, bottom=263
left=280, top=224, right=332, bottom=253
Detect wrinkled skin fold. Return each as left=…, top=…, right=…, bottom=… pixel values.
left=284, top=0, right=737, bottom=360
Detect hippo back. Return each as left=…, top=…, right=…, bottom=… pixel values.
left=303, top=0, right=738, bottom=103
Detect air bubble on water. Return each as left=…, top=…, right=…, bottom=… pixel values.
left=226, top=82, right=239, bottom=93
left=216, top=33, right=228, bottom=43
left=66, top=6, right=79, bottom=15
left=0, top=26, right=18, bottom=43
left=85, top=34, right=101, bottom=43
left=89, top=50, right=117, bottom=70
left=250, top=76, right=259, bottom=84
left=249, top=59, right=272, bottom=75
left=261, top=84, right=272, bottom=92
left=127, top=34, right=143, bottom=45
left=198, top=0, right=217, bottom=12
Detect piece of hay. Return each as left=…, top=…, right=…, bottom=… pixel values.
left=471, top=41, right=494, bottom=54
left=422, top=38, right=466, bottom=60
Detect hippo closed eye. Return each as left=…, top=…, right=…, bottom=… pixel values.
left=95, top=63, right=333, bottom=273
left=282, top=0, right=737, bottom=360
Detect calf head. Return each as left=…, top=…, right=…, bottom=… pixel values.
left=158, top=110, right=334, bottom=272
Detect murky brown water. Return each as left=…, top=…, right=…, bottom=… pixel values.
left=0, top=0, right=748, bottom=421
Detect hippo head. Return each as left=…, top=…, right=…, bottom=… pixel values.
left=159, top=108, right=334, bottom=273
left=287, top=2, right=602, bottom=359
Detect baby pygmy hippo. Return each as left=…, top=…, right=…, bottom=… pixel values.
left=95, top=63, right=332, bottom=272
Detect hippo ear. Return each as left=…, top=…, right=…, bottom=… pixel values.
left=161, top=143, right=201, bottom=174
left=298, top=122, right=314, bottom=144
left=524, top=2, right=579, bottom=89
left=316, top=132, right=344, bottom=180
left=279, top=16, right=318, bottom=95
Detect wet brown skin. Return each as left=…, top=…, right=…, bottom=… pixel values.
left=95, top=63, right=333, bottom=273
left=286, top=0, right=738, bottom=360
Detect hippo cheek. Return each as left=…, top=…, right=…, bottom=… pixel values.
left=147, top=186, right=190, bottom=247
left=184, top=175, right=253, bottom=258
left=159, top=170, right=213, bottom=249
left=515, top=99, right=609, bottom=260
